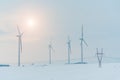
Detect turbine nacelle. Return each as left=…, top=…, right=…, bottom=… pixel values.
left=80, top=38, right=88, bottom=47
left=16, top=35, right=22, bottom=37
left=80, top=38, right=83, bottom=40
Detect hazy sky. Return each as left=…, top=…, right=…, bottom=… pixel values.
left=0, top=0, right=120, bottom=64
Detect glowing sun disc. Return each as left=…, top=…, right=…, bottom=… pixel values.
left=27, top=19, right=35, bottom=27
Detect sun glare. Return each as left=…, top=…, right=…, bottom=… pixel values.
left=27, top=19, right=35, bottom=27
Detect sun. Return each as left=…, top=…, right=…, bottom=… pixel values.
left=27, top=19, right=35, bottom=27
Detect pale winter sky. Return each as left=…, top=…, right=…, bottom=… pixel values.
left=0, top=0, right=120, bottom=64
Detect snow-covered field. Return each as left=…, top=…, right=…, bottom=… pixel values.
left=0, top=63, right=120, bottom=80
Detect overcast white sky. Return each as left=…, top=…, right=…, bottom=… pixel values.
left=0, top=0, right=120, bottom=64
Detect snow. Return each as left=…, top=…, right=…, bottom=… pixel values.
left=0, top=63, right=120, bottom=80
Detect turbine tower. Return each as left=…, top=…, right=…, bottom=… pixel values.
left=80, top=24, right=88, bottom=64
left=67, top=36, right=71, bottom=64
left=48, top=41, right=54, bottom=64
left=16, top=26, right=23, bottom=67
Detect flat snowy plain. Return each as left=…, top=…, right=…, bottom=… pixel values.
left=0, top=63, right=120, bottom=80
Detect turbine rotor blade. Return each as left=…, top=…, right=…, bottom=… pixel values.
left=80, top=40, right=82, bottom=45
left=81, top=24, right=83, bottom=38
left=17, top=26, right=21, bottom=34
left=83, top=39, right=88, bottom=47
left=51, top=46, right=55, bottom=53
left=21, top=32, right=24, bottom=36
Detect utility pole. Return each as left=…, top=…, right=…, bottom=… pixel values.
left=96, top=48, right=104, bottom=68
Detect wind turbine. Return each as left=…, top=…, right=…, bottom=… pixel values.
left=79, top=24, right=88, bottom=64
left=16, top=26, right=23, bottom=67
left=48, top=41, right=54, bottom=64
left=67, top=36, right=72, bottom=64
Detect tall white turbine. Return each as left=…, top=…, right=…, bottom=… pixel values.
left=80, top=24, right=88, bottom=64
left=67, top=36, right=72, bottom=64
left=48, top=41, right=54, bottom=64
left=16, top=26, right=23, bottom=67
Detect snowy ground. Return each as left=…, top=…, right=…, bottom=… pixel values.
left=0, top=63, right=120, bottom=80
